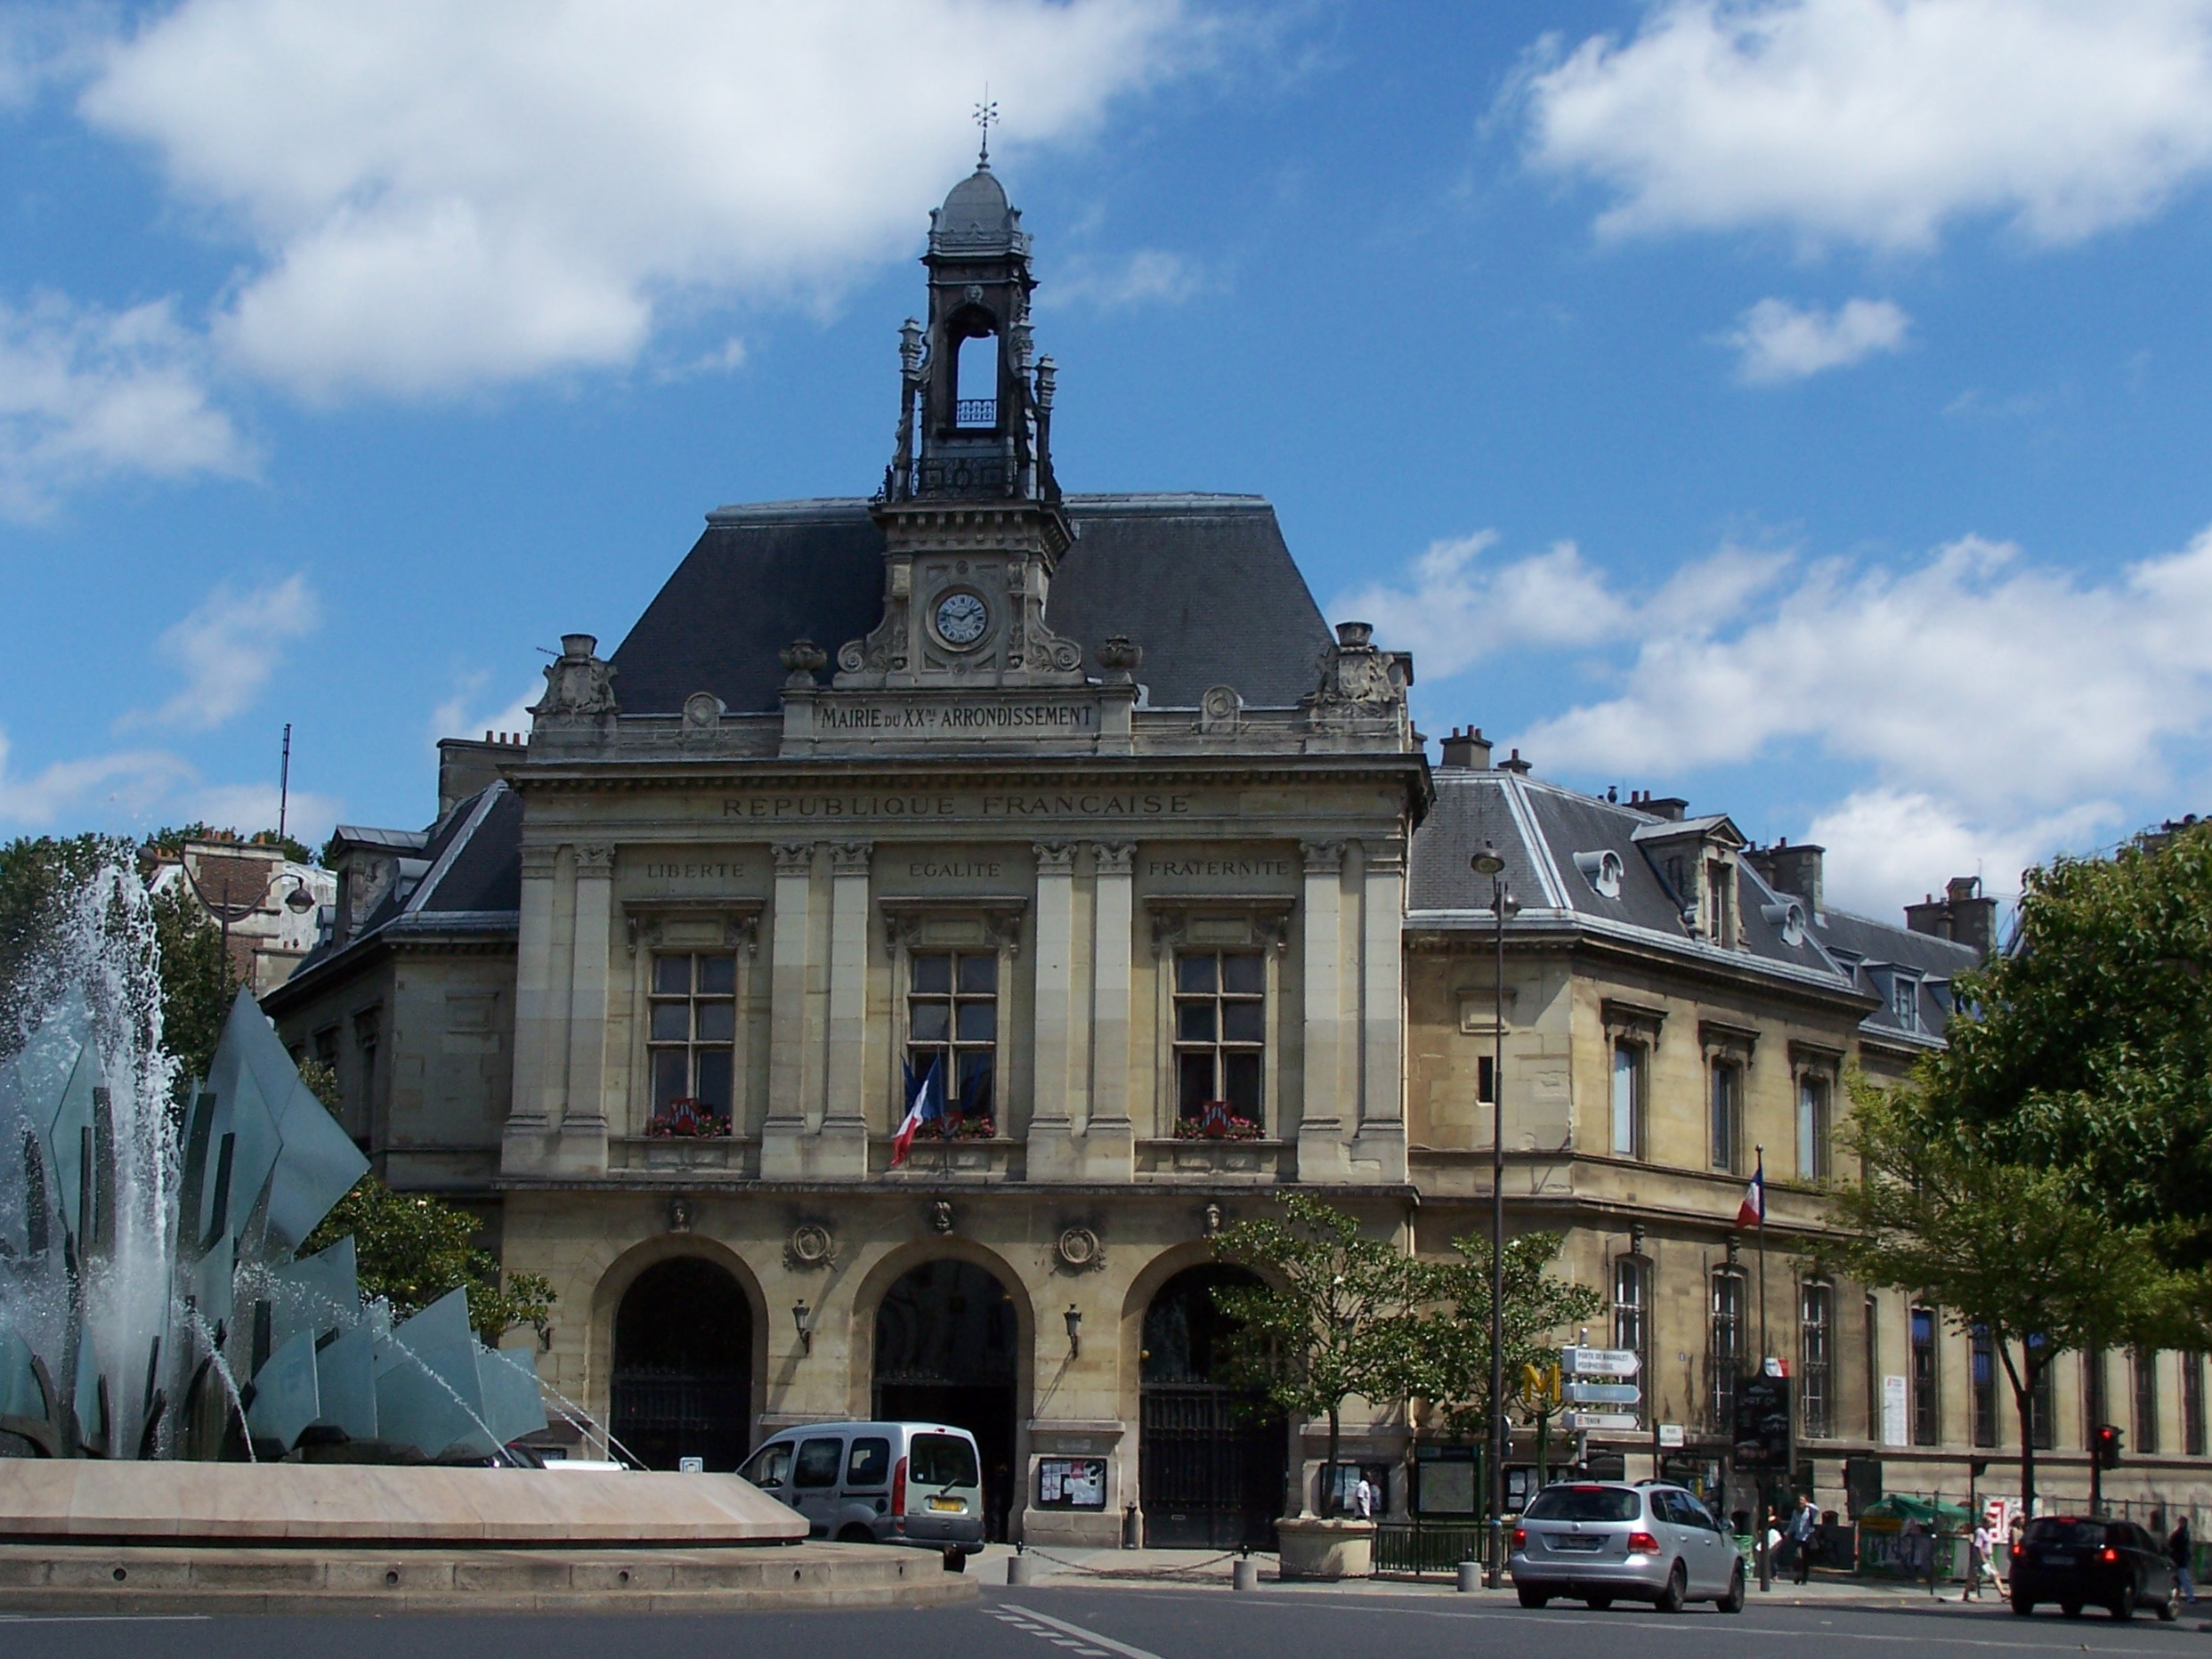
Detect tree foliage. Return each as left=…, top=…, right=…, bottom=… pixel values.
left=141, top=821, right=316, bottom=867
left=150, top=882, right=236, bottom=1086
left=1399, top=1230, right=1605, bottom=1443
left=1825, top=1074, right=2181, bottom=1510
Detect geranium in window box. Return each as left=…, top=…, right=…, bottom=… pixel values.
left=932, top=1113, right=998, bottom=1140
left=1176, top=1101, right=1263, bottom=1140
left=646, top=1097, right=730, bottom=1137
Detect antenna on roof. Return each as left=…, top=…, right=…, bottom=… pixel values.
left=974, top=88, right=998, bottom=167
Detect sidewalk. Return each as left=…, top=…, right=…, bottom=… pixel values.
left=975, top=1546, right=2022, bottom=1608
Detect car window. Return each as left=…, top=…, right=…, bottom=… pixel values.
left=1673, top=1492, right=1719, bottom=1531
left=846, top=1436, right=891, bottom=1487
left=793, top=1437, right=844, bottom=1488
left=741, top=1443, right=791, bottom=1489
left=2125, top=1524, right=2156, bottom=1551
left=1522, top=1486, right=1641, bottom=1523
left=2028, top=1519, right=2104, bottom=1548
left=911, top=1433, right=979, bottom=1488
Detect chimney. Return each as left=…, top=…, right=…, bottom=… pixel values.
left=1907, top=875, right=1998, bottom=959
left=1499, top=748, right=1533, bottom=775
left=437, top=736, right=514, bottom=820
left=1438, top=726, right=1493, bottom=770
left=1746, top=839, right=1825, bottom=915
left=1640, top=795, right=1687, bottom=821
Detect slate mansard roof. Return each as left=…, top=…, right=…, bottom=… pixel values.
left=609, top=494, right=1338, bottom=716
left=1408, top=767, right=1982, bottom=1045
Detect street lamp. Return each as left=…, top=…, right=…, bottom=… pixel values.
left=791, top=1299, right=814, bottom=1356
left=1065, top=1305, right=1083, bottom=1360
left=1471, top=841, right=1519, bottom=1586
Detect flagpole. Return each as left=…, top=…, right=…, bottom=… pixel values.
left=1755, top=1145, right=1768, bottom=1368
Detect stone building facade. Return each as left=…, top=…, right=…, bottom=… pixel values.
left=265, top=162, right=2212, bottom=1542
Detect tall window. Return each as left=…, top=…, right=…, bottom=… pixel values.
left=1801, top=1282, right=1833, bottom=1439
left=2029, top=1333, right=2055, bottom=1449
left=1708, top=1060, right=1743, bottom=1174
left=1476, top=1054, right=1495, bottom=1106
left=1910, top=1306, right=1940, bottom=1445
left=2135, top=1348, right=2159, bottom=1454
left=649, top=952, right=737, bottom=1123
left=1174, top=951, right=1264, bottom=1127
left=352, top=1008, right=379, bottom=1127
left=907, top=951, right=997, bottom=1120
left=1796, top=1074, right=1832, bottom=1180
left=1615, top=1256, right=1650, bottom=1421
left=1891, top=975, right=1921, bottom=1032
left=1711, top=1270, right=1745, bottom=1431
left=1865, top=1296, right=1882, bottom=1440
left=1611, top=1041, right=1646, bottom=1160
left=2085, top=1347, right=2109, bottom=1445
left=1706, top=857, right=1736, bottom=944
left=2185, top=1354, right=2206, bottom=1457
left=1972, top=1325, right=1999, bottom=1449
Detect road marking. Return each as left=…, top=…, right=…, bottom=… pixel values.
left=1000, top=1603, right=1169, bottom=1659
left=0, top=1616, right=214, bottom=1624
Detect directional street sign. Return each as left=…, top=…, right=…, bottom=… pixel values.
left=1564, top=1411, right=1641, bottom=1432
left=1564, top=1380, right=1641, bottom=1405
left=1559, top=1347, right=1641, bottom=1378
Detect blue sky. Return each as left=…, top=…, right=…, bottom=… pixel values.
left=5, top=0, right=2212, bottom=918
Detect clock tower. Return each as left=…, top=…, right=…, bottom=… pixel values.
left=835, top=157, right=1087, bottom=692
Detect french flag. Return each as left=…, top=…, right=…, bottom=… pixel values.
left=1736, top=1152, right=1766, bottom=1229
left=891, top=1057, right=943, bottom=1169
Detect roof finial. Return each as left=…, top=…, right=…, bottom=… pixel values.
left=974, top=87, right=998, bottom=168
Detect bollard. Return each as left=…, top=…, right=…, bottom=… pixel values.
left=1233, top=1558, right=1259, bottom=1592
left=1007, top=1554, right=1035, bottom=1586
left=1457, top=1560, right=1481, bottom=1594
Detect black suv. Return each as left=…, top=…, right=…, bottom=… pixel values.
left=2010, top=1517, right=2179, bottom=1621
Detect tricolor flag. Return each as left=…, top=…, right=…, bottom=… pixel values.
left=1736, top=1152, right=1766, bottom=1229
left=891, top=1057, right=943, bottom=1168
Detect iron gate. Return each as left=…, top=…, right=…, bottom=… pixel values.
left=1139, top=1383, right=1284, bottom=1550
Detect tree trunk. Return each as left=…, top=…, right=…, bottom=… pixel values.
left=1324, top=1405, right=1341, bottom=1517
left=1998, top=1339, right=2037, bottom=1518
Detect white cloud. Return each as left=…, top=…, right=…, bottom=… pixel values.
left=1522, top=0, right=2212, bottom=250
left=188, top=781, right=342, bottom=846
left=0, top=294, right=252, bottom=517
left=1723, top=296, right=1908, bottom=384
left=78, top=0, right=1192, bottom=399
left=123, top=574, right=320, bottom=732
left=429, top=675, right=539, bottom=749
left=1803, top=788, right=2115, bottom=915
left=1048, top=248, right=1209, bottom=310
left=0, top=728, right=196, bottom=829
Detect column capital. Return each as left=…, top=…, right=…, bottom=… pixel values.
left=1090, top=841, right=1135, bottom=876
left=1033, top=840, right=1077, bottom=874
left=519, top=843, right=561, bottom=878
left=772, top=841, right=815, bottom=875
left=1360, top=837, right=1406, bottom=875
left=1300, top=838, right=1345, bottom=875
left=829, top=840, right=874, bottom=876
left=574, top=844, right=616, bottom=877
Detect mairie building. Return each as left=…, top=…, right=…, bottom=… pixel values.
left=266, top=161, right=2211, bottom=1543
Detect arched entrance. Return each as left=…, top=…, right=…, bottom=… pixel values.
left=874, top=1259, right=1018, bottom=1540
left=1140, top=1265, right=1287, bottom=1548
left=610, top=1257, right=752, bottom=1471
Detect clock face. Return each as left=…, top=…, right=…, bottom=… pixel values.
left=934, top=591, right=989, bottom=647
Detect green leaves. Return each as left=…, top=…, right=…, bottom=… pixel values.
left=1404, top=1232, right=1604, bottom=1440
left=303, top=1174, right=555, bottom=1345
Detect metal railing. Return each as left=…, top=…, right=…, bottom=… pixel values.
left=1372, top=1521, right=1487, bottom=1577
left=954, top=398, right=997, bottom=427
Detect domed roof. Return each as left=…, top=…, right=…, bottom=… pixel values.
left=931, top=165, right=1018, bottom=251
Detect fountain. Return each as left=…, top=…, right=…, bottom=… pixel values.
left=0, top=861, right=967, bottom=1614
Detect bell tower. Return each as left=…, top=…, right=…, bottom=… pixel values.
left=840, top=146, right=1082, bottom=690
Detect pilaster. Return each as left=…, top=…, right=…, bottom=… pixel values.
left=1352, top=837, right=1407, bottom=1181
left=554, top=844, right=614, bottom=1173
left=502, top=842, right=561, bottom=1173
left=1026, top=841, right=1079, bottom=1180
left=1083, top=841, right=1137, bottom=1177
left=760, top=841, right=816, bottom=1180
left=815, top=840, right=873, bottom=1176
left=1298, top=838, right=1349, bottom=1181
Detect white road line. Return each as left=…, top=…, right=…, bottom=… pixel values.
left=1000, top=1604, right=1170, bottom=1659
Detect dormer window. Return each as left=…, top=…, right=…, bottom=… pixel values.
left=1573, top=849, right=1624, bottom=900
left=1706, top=857, right=1737, bottom=947
left=1891, top=973, right=1922, bottom=1032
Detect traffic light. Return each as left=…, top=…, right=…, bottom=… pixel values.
left=2094, top=1423, right=2124, bottom=1469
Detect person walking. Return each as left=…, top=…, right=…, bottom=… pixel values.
left=1967, top=1516, right=1996, bottom=1600
left=1352, top=1472, right=1375, bottom=1522
left=2170, top=1517, right=2196, bottom=1604
left=1788, top=1494, right=1819, bottom=1585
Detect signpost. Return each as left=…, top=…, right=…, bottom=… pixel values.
left=1557, top=1349, right=1642, bottom=1472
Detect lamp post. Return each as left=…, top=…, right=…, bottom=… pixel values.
left=791, top=1299, right=814, bottom=1355
left=1471, top=842, right=1518, bottom=1585
left=1065, top=1305, right=1082, bottom=1360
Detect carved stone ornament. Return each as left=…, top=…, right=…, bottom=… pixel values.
left=530, top=633, right=619, bottom=725
left=1033, top=840, right=1076, bottom=874
left=928, top=1199, right=955, bottom=1235
left=1091, top=841, right=1134, bottom=877
left=786, top=1222, right=835, bottom=1269
left=574, top=845, right=616, bottom=878
left=1201, top=1201, right=1226, bottom=1239
left=680, top=691, right=725, bottom=743
left=1303, top=619, right=1410, bottom=732
left=780, top=638, right=829, bottom=687
left=830, top=841, right=874, bottom=877
left=772, top=842, right=814, bottom=876
left=1096, top=635, right=1142, bottom=682
left=666, top=1195, right=694, bottom=1234
left=1055, top=1226, right=1101, bottom=1272
left=1197, top=684, right=1244, bottom=736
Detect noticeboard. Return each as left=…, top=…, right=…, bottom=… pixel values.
left=1035, top=1456, right=1107, bottom=1510
left=1732, top=1373, right=1792, bottom=1471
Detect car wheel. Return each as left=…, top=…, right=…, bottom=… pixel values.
left=2010, top=1594, right=2035, bottom=1617
left=1655, top=1561, right=1689, bottom=1614
left=2061, top=1601, right=2083, bottom=1618
left=1517, top=1587, right=1550, bottom=1609
left=1584, top=1597, right=1612, bottom=1610
left=2111, top=1582, right=2135, bottom=1621
left=2159, top=1586, right=2181, bottom=1623
left=1718, top=1563, right=1746, bottom=1614
left=835, top=1525, right=875, bottom=1545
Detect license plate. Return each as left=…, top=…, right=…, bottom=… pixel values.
left=2043, top=1553, right=2074, bottom=1566
left=928, top=1496, right=965, bottom=1512
left=1552, top=1535, right=1604, bottom=1551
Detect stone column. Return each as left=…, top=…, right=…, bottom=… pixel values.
left=1354, top=837, right=1407, bottom=1181
left=1298, top=839, right=1349, bottom=1182
left=502, top=842, right=562, bottom=1172
left=1085, top=842, right=1136, bottom=1174
left=817, top=840, right=873, bottom=1175
left=555, top=843, right=614, bottom=1172
left=759, top=841, right=815, bottom=1180
left=1028, top=841, right=1078, bottom=1179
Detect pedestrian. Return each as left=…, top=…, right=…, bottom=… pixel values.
left=1788, top=1494, right=1819, bottom=1584
left=1352, top=1472, right=1374, bottom=1522
left=2170, top=1517, right=2196, bottom=1604
left=1968, top=1516, right=1996, bottom=1600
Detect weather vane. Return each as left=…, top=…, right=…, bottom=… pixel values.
left=974, top=89, right=998, bottom=166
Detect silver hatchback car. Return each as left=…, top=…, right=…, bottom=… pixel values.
left=1509, top=1481, right=1746, bottom=1612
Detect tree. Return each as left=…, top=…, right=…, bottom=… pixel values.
left=1400, top=1231, right=1604, bottom=1451
left=1826, top=1075, right=2180, bottom=1512
left=296, top=1060, right=555, bottom=1344
left=1210, top=1193, right=1423, bottom=1515
left=141, top=821, right=316, bottom=867
left=150, top=882, right=236, bottom=1087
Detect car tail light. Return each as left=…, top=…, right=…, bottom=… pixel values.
left=2011, top=1543, right=2022, bottom=1558
left=2102, top=1547, right=2119, bottom=1563
left=1628, top=1531, right=1659, bottom=1555
left=1512, top=1527, right=1527, bottom=1550
left=891, top=1456, right=907, bottom=1516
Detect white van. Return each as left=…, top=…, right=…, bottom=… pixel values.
left=739, top=1420, right=985, bottom=1558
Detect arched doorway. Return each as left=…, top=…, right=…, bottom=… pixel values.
left=610, top=1257, right=752, bottom=1471
left=1140, top=1265, right=1287, bottom=1548
left=874, top=1259, right=1018, bottom=1540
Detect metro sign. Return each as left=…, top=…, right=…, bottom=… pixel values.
left=1559, top=1347, right=1641, bottom=1378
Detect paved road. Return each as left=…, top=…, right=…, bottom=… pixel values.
left=4, top=1583, right=2206, bottom=1659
